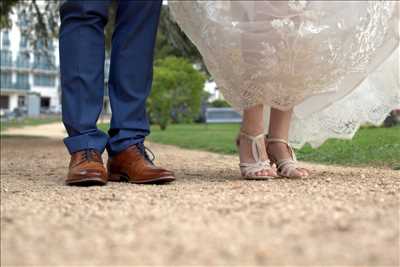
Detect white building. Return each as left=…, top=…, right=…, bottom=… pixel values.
left=0, top=9, right=221, bottom=117
left=0, top=13, right=60, bottom=116
left=204, top=80, right=224, bottom=102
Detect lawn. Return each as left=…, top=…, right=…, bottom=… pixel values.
left=99, top=123, right=400, bottom=169
left=0, top=117, right=61, bottom=132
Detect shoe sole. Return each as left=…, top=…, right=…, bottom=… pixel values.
left=109, top=173, right=175, bottom=184
left=243, top=175, right=278, bottom=180
left=66, top=177, right=107, bottom=187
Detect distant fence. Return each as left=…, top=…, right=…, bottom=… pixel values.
left=205, top=108, right=242, bottom=123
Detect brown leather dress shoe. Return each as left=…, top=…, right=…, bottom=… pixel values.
left=107, top=144, right=175, bottom=184
left=66, top=149, right=108, bottom=186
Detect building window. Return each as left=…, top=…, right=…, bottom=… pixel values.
left=40, top=97, right=50, bottom=108
left=0, top=72, right=13, bottom=88
left=20, top=35, right=28, bottom=49
left=0, top=50, right=13, bottom=67
left=34, top=52, right=55, bottom=70
left=18, top=13, right=29, bottom=31
left=0, top=95, right=9, bottom=109
left=16, top=52, right=30, bottom=68
left=34, top=74, right=55, bottom=87
left=47, top=40, right=54, bottom=51
left=1, top=31, right=10, bottom=48
left=16, top=73, right=30, bottom=90
left=18, top=95, right=26, bottom=107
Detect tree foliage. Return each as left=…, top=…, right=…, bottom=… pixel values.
left=1, top=2, right=209, bottom=128
left=1, top=1, right=201, bottom=63
left=158, top=6, right=201, bottom=63
left=14, top=1, right=59, bottom=49
left=209, top=99, right=231, bottom=108
left=0, top=0, right=18, bottom=29
left=148, top=57, right=206, bottom=130
left=1, top=0, right=60, bottom=64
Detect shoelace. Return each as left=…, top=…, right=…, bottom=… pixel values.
left=136, top=143, right=155, bottom=164
left=81, top=149, right=101, bottom=163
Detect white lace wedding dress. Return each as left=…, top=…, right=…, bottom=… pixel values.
left=170, top=1, right=400, bottom=148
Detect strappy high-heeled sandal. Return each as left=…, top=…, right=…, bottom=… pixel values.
left=266, top=137, right=310, bottom=179
left=237, top=132, right=277, bottom=180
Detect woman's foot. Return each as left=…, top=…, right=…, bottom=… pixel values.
left=238, top=132, right=277, bottom=179
left=266, top=137, right=310, bottom=178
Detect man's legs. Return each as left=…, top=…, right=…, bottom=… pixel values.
left=59, top=0, right=111, bottom=154
left=107, top=0, right=162, bottom=156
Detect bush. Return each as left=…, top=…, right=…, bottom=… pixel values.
left=209, top=99, right=231, bottom=108
left=148, top=57, right=205, bottom=130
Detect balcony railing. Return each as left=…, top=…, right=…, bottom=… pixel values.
left=0, top=60, right=13, bottom=68
left=16, top=61, right=31, bottom=69
left=14, top=82, right=30, bottom=90
left=0, top=62, right=58, bottom=75
left=0, top=82, right=31, bottom=91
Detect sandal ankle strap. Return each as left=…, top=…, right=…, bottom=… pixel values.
left=266, top=136, right=297, bottom=162
left=240, top=131, right=266, bottom=142
left=266, top=137, right=289, bottom=145
left=239, top=131, right=267, bottom=163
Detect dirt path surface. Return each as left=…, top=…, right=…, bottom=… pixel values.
left=1, top=137, right=399, bottom=266
left=1, top=122, right=66, bottom=139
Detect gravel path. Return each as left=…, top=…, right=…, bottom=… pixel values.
left=1, top=122, right=66, bottom=139
left=1, top=136, right=399, bottom=266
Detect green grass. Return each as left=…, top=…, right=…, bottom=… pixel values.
left=99, top=123, right=400, bottom=169
left=0, top=117, right=61, bottom=132
left=295, top=126, right=400, bottom=169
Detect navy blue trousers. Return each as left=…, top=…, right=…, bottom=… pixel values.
left=59, top=0, right=162, bottom=155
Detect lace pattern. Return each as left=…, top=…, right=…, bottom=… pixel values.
left=170, top=1, right=400, bottom=147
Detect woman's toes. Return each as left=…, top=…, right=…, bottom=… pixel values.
left=263, top=169, right=276, bottom=177
left=254, top=170, right=274, bottom=177
left=297, top=169, right=309, bottom=177
left=290, top=169, right=302, bottom=178
left=301, top=168, right=310, bottom=176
